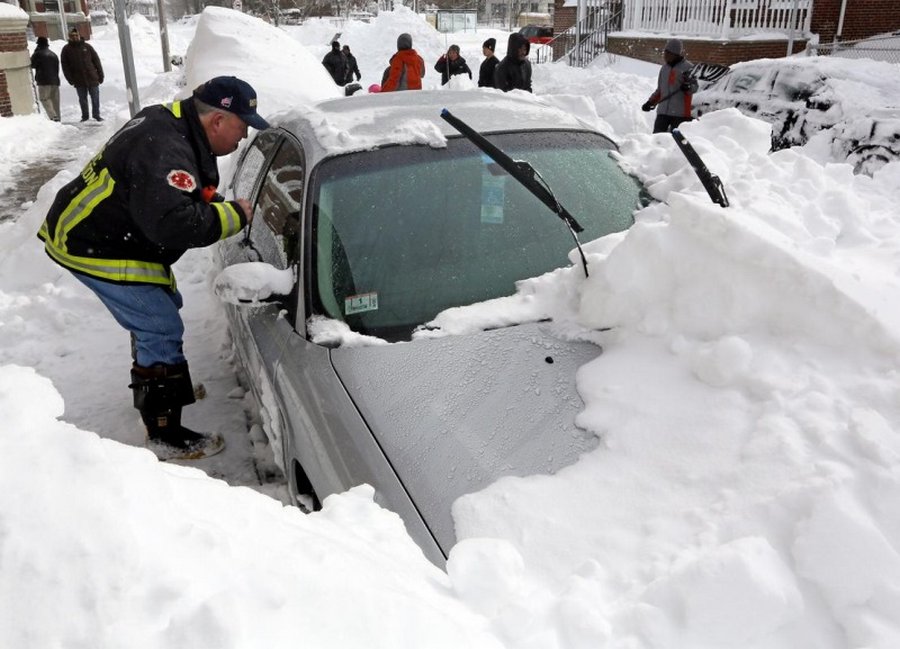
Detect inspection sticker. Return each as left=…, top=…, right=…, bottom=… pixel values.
left=345, top=292, right=379, bottom=315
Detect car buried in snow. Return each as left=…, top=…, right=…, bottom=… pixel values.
left=217, top=90, right=646, bottom=566
left=692, top=56, right=900, bottom=175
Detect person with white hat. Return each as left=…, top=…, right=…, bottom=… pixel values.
left=641, top=38, right=698, bottom=133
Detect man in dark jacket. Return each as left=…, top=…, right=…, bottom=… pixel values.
left=342, top=44, right=362, bottom=85
left=478, top=38, right=498, bottom=88
left=38, top=76, right=268, bottom=460
left=60, top=27, right=104, bottom=121
left=322, top=40, right=348, bottom=86
left=494, top=32, right=532, bottom=93
left=641, top=38, right=699, bottom=134
left=31, top=36, right=60, bottom=121
left=382, top=33, right=425, bottom=92
left=434, top=44, right=472, bottom=86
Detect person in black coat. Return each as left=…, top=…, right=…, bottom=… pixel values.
left=31, top=36, right=60, bottom=121
left=477, top=37, right=498, bottom=88
left=342, top=45, right=362, bottom=85
left=494, top=32, right=532, bottom=93
left=434, top=44, right=472, bottom=86
left=322, top=40, right=348, bottom=86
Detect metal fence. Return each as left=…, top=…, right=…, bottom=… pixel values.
left=811, top=34, right=900, bottom=65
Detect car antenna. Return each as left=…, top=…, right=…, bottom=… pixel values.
left=671, top=129, right=730, bottom=208
left=440, top=108, right=590, bottom=277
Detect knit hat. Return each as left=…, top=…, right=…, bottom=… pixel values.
left=483, top=38, right=496, bottom=51
left=664, top=38, right=684, bottom=56
left=36, top=36, right=49, bottom=47
left=397, top=33, right=412, bottom=50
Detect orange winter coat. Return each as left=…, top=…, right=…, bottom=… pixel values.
left=382, top=49, right=425, bottom=91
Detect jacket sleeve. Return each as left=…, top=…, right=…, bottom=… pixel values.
left=60, top=47, right=73, bottom=85
left=494, top=61, right=508, bottom=91
left=124, top=138, right=246, bottom=249
left=434, top=55, right=445, bottom=73
left=90, top=45, right=103, bottom=84
left=382, top=58, right=401, bottom=91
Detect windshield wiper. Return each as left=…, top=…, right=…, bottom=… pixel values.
left=440, top=109, right=590, bottom=277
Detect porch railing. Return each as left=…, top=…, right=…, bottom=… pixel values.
left=622, top=0, right=812, bottom=39
left=533, top=3, right=624, bottom=66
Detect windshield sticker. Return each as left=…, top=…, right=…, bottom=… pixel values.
left=345, top=292, right=379, bottom=315
left=481, top=172, right=505, bottom=224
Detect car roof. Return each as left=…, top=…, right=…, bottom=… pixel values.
left=266, top=89, right=601, bottom=165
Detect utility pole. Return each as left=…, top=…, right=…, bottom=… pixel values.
left=113, top=0, right=141, bottom=116
left=157, top=0, right=171, bottom=72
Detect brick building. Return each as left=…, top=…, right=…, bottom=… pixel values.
left=0, top=2, right=31, bottom=117
left=18, top=0, right=92, bottom=41
left=552, top=0, right=900, bottom=66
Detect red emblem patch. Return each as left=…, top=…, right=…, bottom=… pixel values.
left=167, top=169, right=197, bottom=192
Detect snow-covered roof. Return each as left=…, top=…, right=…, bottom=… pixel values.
left=269, top=89, right=601, bottom=162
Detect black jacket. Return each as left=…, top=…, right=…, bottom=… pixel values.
left=38, top=100, right=246, bottom=289
left=31, top=44, right=60, bottom=86
left=434, top=53, right=472, bottom=85
left=61, top=40, right=103, bottom=87
left=344, top=52, right=361, bottom=84
left=494, top=33, right=532, bottom=93
left=478, top=55, right=498, bottom=88
left=322, top=47, right=348, bottom=86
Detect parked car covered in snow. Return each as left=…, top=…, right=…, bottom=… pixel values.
left=692, top=56, right=900, bottom=174
left=217, top=90, right=646, bottom=565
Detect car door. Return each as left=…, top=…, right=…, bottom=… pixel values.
left=224, top=132, right=309, bottom=470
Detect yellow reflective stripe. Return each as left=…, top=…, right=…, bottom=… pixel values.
left=54, top=168, right=116, bottom=250
left=212, top=201, right=243, bottom=239
left=164, top=100, right=182, bottom=118
left=42, top=240, right=172, bottom=285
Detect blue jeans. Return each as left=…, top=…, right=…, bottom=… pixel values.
left=76, top=85, right=101, bottom=120
left=72, top=272, right=186, bottom=367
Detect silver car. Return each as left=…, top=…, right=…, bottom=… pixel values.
left=219, top=90, right=645, bottom=565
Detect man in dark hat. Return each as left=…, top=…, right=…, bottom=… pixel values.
left=478, top=37, right=498, bottom=88
left=341, top=44, right=362, bottom=85
left=322, top=40, right=348, bottom=86
left=641, top=38, right=698, bottom=133
left=60, top=26, right=104, bottom=121
left=31, top=36, right=60, bottom=120
left=38, top=76, right=269, bottom=460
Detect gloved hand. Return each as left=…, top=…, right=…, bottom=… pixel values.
left=641, top=101, right=654, bottom=112
left=680, top=82, right=692, bottom=92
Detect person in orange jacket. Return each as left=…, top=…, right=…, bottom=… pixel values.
left=382, top=33, right=425, bottom=92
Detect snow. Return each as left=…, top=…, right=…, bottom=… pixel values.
left=0, top=1, right=27, bottom=18
left=3, top=6, right=900, bottom=648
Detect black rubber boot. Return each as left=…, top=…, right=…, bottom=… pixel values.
left=130, top=363, right=224, bottom=460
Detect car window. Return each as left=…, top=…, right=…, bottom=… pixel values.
left=773, top=71, right=824, bottom=103
left=311, top=131, right=643, bottom=342
left=728, top=70, right=766, bottom=94
left=246, top=136, right=305, bottom=272
left=232, top=129, right=282, bottom=204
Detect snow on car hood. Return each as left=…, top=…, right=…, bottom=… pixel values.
left=328, top=321, right=602, bottom=553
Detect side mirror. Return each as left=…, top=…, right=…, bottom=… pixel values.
left=214, top=262, right=295, bottom=306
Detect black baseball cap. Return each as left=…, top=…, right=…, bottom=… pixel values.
left=193, top=76, right=270, bottom=130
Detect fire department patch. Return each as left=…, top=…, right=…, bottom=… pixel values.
left=167, top=169, right=197, bottom=192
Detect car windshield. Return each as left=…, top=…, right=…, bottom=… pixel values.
left=311, top=130, right=643, bottom=341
